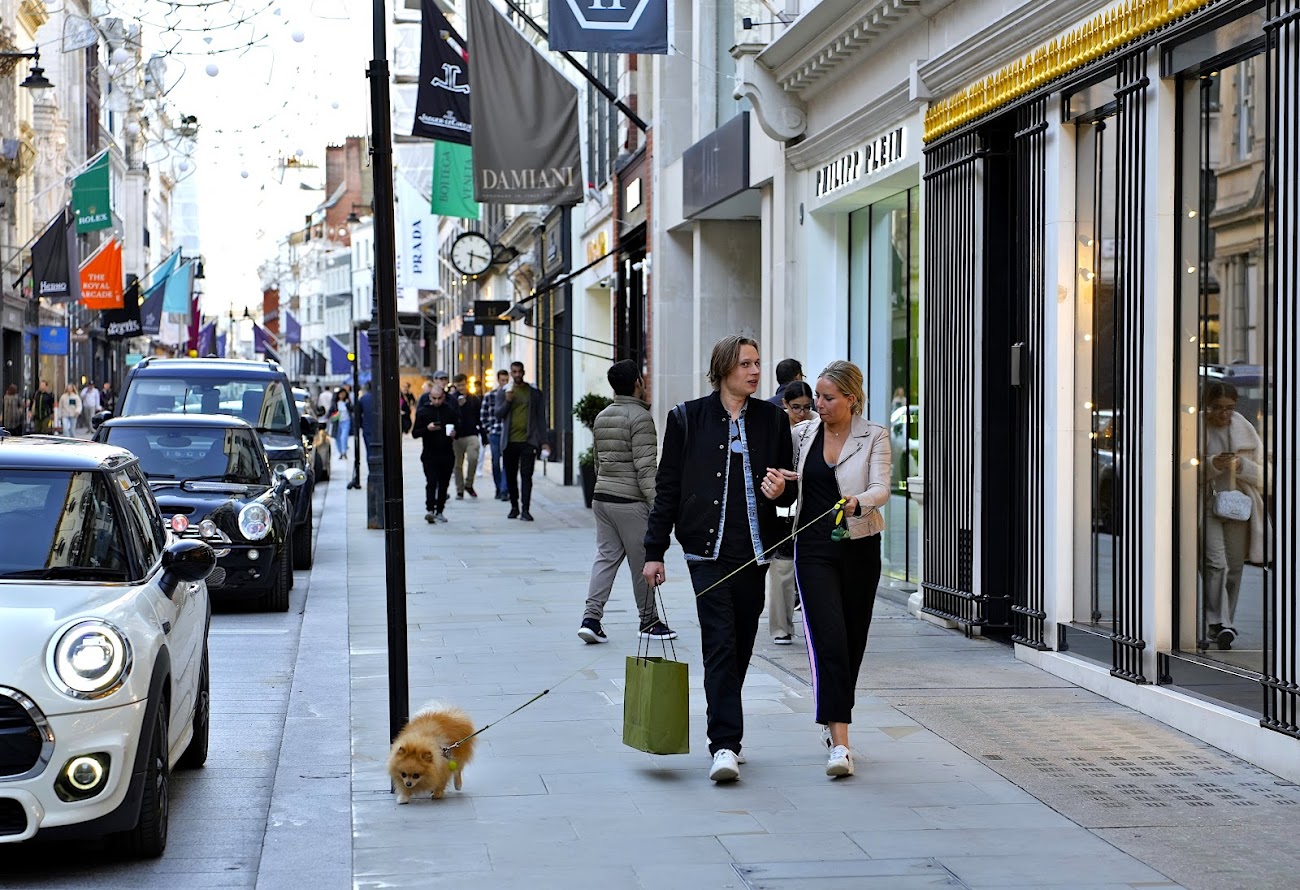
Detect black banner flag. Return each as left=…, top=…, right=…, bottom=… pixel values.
left=412, top=0, right=472, bottom=144
left=103, top=280, right=142, bottom=340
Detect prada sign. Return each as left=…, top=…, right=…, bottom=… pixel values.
left=814, top=127, right=907, bottom=199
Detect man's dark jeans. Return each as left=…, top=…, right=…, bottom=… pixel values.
left=687, top=560, right=768, bottom=756
left=504, top=441, right=536, bottom=510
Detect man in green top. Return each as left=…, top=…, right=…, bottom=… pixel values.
left=494, top=361, right=548, bottom=521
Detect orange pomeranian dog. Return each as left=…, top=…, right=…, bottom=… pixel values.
left=386, top=704, right=476, bottom=804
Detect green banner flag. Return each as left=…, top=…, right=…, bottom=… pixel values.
left=73, top=153, right=112, bottom=233
left=431, top=141, right=480, bottom=220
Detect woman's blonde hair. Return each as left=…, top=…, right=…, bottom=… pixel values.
left=819, top=361, right=865, bottom=415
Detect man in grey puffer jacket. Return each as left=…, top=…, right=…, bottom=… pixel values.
left=579, top=360, right=677, bottom=643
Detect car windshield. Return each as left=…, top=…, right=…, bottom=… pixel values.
left=0, top=470, right=132, bottom=579
left=103, top=426, right=268, bottom=485
left=121, top=376, right=296, bottom=433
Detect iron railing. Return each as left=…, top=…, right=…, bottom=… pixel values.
left=1263, top=0, right=1300, bottom=737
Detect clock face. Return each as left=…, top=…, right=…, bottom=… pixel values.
left=451, top=233, right=493, bottom=277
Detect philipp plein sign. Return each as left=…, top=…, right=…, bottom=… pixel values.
left=548, top=0, right=668, bottom=54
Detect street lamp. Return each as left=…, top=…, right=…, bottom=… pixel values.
left=345, top=203, right=372, bottom=224
left=0, top=50, right=54, bottom=90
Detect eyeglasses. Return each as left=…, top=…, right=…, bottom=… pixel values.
left=786, top=402, right=813, bottom=414
left=1205, top=404, right=1236, bottom=415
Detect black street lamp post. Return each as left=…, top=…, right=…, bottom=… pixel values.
left=368, top=0, right=409, bottom=744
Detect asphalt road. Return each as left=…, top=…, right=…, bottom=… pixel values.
left=0, top=481, right=329, bottom=889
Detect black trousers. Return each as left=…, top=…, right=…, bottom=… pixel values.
left=688, top=560, right=768, bottom=756
left=422, top=452, right=454, bottom=514
left=794, top=534, right=881, bottom=725
left=503, top=442, right=536, bottom=510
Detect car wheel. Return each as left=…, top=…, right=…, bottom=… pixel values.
left=116, top=702, right=170, bottom=858
left=293, top=501, right=314, bottom=570
left=259, top=548, right=291, bottom=612
left=177, top=647, right=209, bottom=768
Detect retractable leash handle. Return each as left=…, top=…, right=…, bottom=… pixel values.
left=830, top=498, right=851, bottom=542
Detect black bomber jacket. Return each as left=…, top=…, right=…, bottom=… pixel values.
left=644, top=392, right=796, bottom=563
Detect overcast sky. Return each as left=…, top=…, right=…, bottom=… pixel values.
left=156, top=0, right=374, bottom=317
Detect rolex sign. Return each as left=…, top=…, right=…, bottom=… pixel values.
left=548, top=0, right=668, bottom=54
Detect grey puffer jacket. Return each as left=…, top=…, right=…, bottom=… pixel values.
left=592, top=396, right=657, bottom=503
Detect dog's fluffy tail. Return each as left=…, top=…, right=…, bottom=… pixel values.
left=407, top=704, right=476, bottom=765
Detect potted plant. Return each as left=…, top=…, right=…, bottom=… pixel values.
left=573, top=393, right=611, bottom=508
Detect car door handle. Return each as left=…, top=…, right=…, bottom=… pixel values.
left=162, top=621, right=172, bottom=635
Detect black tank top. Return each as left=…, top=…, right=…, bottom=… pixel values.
left=799, top=426, right=843, bottom=540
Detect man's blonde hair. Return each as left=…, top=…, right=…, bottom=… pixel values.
left=707, top=335, right=760, bottom=390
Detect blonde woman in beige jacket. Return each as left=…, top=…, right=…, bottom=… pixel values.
left=788, top=361, right=891, bottom=778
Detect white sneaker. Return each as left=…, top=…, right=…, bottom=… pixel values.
left=826, top=745, right=853, bottom=777
left=735, top=751, right=746, bottom=764
left=709, top=749, right=740, bottom=782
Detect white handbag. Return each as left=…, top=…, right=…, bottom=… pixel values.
left=1211, top=441, right=1251, bottom=522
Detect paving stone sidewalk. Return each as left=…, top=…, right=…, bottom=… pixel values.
left=338, top=441, right=1200, bottom=890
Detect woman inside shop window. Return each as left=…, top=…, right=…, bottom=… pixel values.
left=1201, top=381, right=1267, bottom=651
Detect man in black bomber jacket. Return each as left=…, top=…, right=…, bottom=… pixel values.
left=643, top=335, right=797, bottom=783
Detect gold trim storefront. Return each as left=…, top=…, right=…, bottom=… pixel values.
left=921, top=0, right=1299, bottom=773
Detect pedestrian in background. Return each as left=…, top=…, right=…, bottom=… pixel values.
left=450, top=373, right=481, bottom=499
left=357, top=383, right=378, bottom=457
left=100, top=381, right=116, bottom=415
left=480, top=369, right=511, bottom=500
left=789, top=360, right=890, bottom=778
left=768, top=358, right=804, bottom=406
left=579, top=360, right=675, bottom=645
left=642, top=335, right=796, bottom=783
left=495, top=362, right=547, bottom=522
left=399, top=381, right=414, bottom=435
left=2, top=384, right=24, bottom=435
left=1200, top=381, right=1268, bottom=651
left=33, top=381, right=55, bottom=434
left=58, top=384, right=81, bottom=438
left=333, top=390, right=352, bottom=460
left=768, top=380, right=814, bottom=646
left=80, top=381, right=101, bottom=431
left=413, top=384, right=458, bottom=523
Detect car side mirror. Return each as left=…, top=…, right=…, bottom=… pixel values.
left=300, top=414, right=318, bottom=437
left=280, top=468, right=308, bottom=489
left=160, top=538, right=216, bottom=596
left=91, top=410, right=113, bottom=431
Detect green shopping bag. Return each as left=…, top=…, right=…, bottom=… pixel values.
left=622, top=586, right=689, bottom=754
left=622, top=654, right=690, bottom=754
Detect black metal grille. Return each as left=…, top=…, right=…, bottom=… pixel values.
left=1010, top=98, right=1049, bottom=651
left=0, top=798, right=26, bottom=836
left=922, top=132, right=981, bottom=629
left=1109, top=52, right=1150, bottom=684
left=0, top=694, right=41, bottom=778
left=1263, top=0, right=1300, bottom=737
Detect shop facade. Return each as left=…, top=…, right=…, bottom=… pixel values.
left=917, top=0, right=1298, bottom=776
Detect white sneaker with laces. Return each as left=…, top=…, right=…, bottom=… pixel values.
left=826, top=744, right=853, bottom=777
left=709, top=749, right=740, bottom=782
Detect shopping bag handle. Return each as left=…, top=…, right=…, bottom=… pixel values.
left=637, top=585, right=677, bottom=664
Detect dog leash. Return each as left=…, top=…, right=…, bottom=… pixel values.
left=438, top=499, right=853, bottom=764
left=689, top=498, right=849, bottom=600
left=439, top=650, right=611, bottom=764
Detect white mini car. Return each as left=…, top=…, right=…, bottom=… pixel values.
left=0, top=436, right=215, bottom=857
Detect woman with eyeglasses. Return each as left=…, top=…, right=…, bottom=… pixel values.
left=1201, top=381, right=1267, bottom=651
left=767, top=381, right=814, bottom=646
left=788, top=361, right=890, bottom=778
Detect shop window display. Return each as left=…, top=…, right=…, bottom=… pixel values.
left=1175, top=53, right=1272, bottom=685
left=848, top=187, right=921, bottom=583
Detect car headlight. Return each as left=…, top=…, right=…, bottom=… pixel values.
left=238, top=503, right=272, bottom=540
left=50, top=621, right=132, bottom=698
